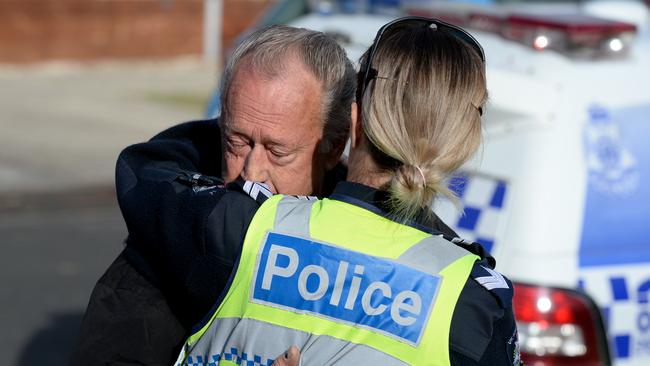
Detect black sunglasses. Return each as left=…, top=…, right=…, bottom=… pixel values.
left=359, top=16, right=485, bottom=99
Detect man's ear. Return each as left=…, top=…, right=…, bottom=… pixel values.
left=324, top=136, right=347, bottom=171
left=324, top=102, right=358, bottom=171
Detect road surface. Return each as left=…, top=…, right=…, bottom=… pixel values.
left=0, top=58, right=217, bottom=365
left=0, top=190, right=124, bottom=366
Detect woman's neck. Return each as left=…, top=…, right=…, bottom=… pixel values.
left=346, top=147, right=391, bottom=190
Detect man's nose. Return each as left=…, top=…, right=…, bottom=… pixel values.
left=241, top=144, right=270, bottom=183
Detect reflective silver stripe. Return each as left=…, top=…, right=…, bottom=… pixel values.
left=273, top=196, right=316, bottom=237
left=273, top=197, right=471, bottom=274
left=396, top=235, right=472, bottom=275
left=184, top=317, right=406, bottom=366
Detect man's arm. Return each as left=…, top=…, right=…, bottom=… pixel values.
left=116, top=119, right=223, bottom=279
left=116, top=119, right=261, bottom=325
left=72, top=118, right=261, bottom=365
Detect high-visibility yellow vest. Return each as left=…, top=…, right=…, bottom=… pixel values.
left=177, top=195, right=479, bottom=366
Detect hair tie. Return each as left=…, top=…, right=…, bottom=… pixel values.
left=414, top=165, right=427, bottom=187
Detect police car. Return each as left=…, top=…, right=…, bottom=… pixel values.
left=207, top=0, right=650, bottom=364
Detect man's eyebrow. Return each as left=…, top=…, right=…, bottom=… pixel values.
left=266, top=139, right=297, bottom=150
left=223, top=125, right=246, bottom=137
left=221, top=121, right=234, bottom=132
left=224, top=127, right=295, bottom=149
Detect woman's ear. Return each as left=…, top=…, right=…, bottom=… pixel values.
left=350, top=102, right=363, bottom=149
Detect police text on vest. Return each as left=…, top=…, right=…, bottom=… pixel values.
left=251, top=232, right=440, bottom=345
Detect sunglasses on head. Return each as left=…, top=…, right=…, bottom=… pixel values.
left=359, top=16, right=485, bottom=103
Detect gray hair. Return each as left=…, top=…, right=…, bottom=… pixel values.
left=220, top=25, right=356, bottom=153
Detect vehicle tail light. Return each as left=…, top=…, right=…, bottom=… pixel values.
left=513, top=283, right=611, bottom=365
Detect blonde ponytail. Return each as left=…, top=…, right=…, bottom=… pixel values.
left=360, top=24, right=486, bottom=221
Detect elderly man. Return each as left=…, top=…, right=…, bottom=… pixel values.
left=72, top=25, right=355, bottom=366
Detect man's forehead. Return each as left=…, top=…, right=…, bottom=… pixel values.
left=231, top=59, right=319, bottom=96
left=224, top=61, right=324, bottom=137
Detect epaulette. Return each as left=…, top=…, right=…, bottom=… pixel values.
left=470, top=264, right=514, bottom=309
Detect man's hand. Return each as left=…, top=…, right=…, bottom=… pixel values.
left=272, top=346, right=301, bottom=366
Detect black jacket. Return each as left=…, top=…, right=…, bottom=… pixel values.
left=72, top=120, right=519, bottom=366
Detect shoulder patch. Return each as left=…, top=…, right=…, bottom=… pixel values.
left=471, top=264, right=513, bottom=309
left=241, top=181, right=273, bottom=204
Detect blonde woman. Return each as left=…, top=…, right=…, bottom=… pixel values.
left=177, top=17, right=520, bottom=366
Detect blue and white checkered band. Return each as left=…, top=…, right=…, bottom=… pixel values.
left=184, top=347, right=274, bottom=366
left=434, top=173, right=509, bottom=253
left=578, top=104, right=650, bottom=363
left=579, top=267, right=650, bottom=362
